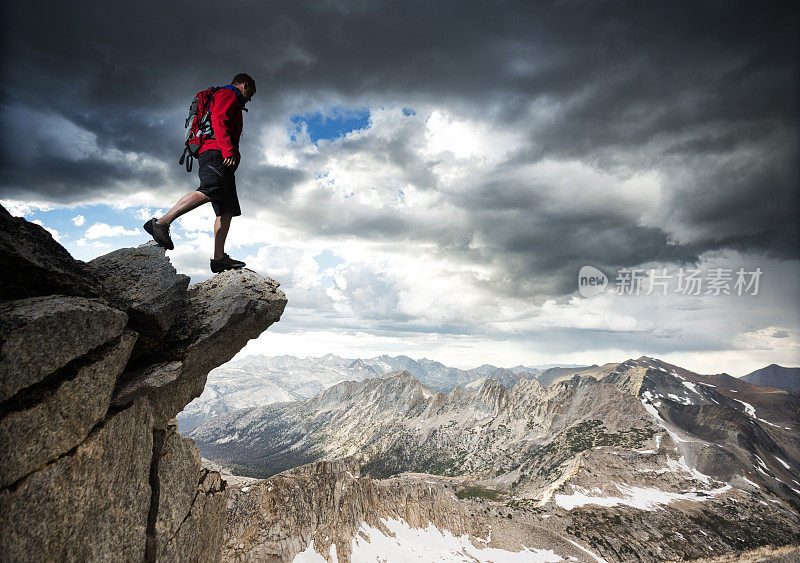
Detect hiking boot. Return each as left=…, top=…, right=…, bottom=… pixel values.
left=210, top=254, right=246, bottom=273
left=143, top=218, right=174, bottom=250
left=223, top=253, right=245, bottom=267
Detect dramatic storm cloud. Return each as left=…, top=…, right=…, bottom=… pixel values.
left=2, top=1, right=798, bottom=373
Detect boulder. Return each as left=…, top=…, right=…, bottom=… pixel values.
left=90, top=243, right=190, bottom=359
left=0, top=205, right=103, bottom=300
left=113, top=268, right=286, bottom=425
left=0, top=331, right=137, bottom=487
left=0, top=295, right=128, bottom=402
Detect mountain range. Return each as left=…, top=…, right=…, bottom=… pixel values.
left=189, top=355, right=800, bottom=560
left=177, top=353, right=554, bottom=431
left=178, top=353, right=798, bottom=434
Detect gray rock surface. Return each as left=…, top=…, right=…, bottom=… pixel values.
left=0, top=330, right=137, bottom=488
left=114, top=268, right=286, bottom=426
left=158, top=466, right=227, bottom=562
left=742, top=363, right=800, bottom=393
left=0, top=206, right=286, bottom=563
left=0, top=295, right=128, bottom=402
left=0, top=205, right=103, bottom=300
left=90, top=243, right=189, bottom=358
left=0, top=398, right=153, bottom=562
left=153, top=422, right=201, bottom=549
left=146, top=419, right=227, bottom=562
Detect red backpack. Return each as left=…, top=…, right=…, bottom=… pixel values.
left=178, top=86, right=220, bottom=172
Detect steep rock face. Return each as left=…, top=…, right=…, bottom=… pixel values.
left=0, top=206, right=286, bottom=562
left=600, top=356, right=800, bottom=505
left=1, top=398, right=154, bottom=561
left=0, top=330, right=137, bottom=487
left=0, top=295, right=128, bottom=400
left=222, top=459, right=593, bottom=562
left=150, top=420, right=228, bottom=561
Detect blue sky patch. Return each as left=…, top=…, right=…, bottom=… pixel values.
left=290, top=106, right=370, bottom=143
left=314, top=249, right=344, bottom=271
left=315, top=249, right=344, bottom=288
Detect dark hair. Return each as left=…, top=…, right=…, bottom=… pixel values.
left=231, top=73, right=255, bottom=89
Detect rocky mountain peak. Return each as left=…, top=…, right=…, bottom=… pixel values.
left=742, top=363, right=800, bottom=393
left=381, top=368, right=416, bottom=380
left=0, top=206, right=286, bottom=561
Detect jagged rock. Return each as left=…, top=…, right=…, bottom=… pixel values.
left=0, top=295, right=128, bottom=402
left=155, top=421, right=204, bottom=547
left=147, top=418, right=227, bottom=561
left=0, top=205, right=103, bottom=300
left=223, top=459, right=587, bottom=562
left=149, top=422, right=224, bottom=559
left=0, top=330, right=137, bottom=488
left=157, top=466, right=227, bottom=562
left=0, top=398, right=154, bottom=562
left=90, top=243, right=189, bottom=358
left=113, top=268, right=286, bottom=426
left=0, top=209, right=285, bottom=562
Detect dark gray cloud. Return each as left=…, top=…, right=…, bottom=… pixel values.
left=1, top=0, right=798, bottom=301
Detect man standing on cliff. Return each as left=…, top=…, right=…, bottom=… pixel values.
left=144, top=73, right=256, bottom=273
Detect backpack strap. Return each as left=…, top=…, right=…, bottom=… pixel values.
left=179, top=147, right=193, bottom=172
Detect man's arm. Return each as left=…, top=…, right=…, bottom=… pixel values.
left=210, top=89, right=240, bottom=165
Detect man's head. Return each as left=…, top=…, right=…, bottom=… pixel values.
left=232, top=73, right=256, bottom=102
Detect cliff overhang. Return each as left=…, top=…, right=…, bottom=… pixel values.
left=0, top=205, right=286, bottom=561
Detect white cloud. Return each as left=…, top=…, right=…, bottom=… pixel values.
left=75, top=238, right=111, bottom=249
left=72, top=214, right=85, bottom=226
left=0, top=200, right=54, bottom=218
left=424, top=109, right=524, bottom=162
left=84, top=222, right=140, bottom=239
left=134, top=208, right=152, bottom=221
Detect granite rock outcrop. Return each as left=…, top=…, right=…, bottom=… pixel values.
left=0, top=205, right=286, bottom=561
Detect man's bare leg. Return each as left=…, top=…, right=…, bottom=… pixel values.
left=213, top=213, right=233, bottom=260
left=158, top=191, right=211, bottom=225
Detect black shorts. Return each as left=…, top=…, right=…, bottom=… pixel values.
left=197, top=149, right=242, bottom=217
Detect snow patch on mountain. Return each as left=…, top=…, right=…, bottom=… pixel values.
left=554, top=483, right=731, bottom=511
left=348, top=518, right=561, bottom=563
left=733, top=398, right=782, bottom=428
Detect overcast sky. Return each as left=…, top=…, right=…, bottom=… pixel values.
left=1, top=1, right=798, bottom=375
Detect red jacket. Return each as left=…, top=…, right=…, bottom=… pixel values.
left=200, top=87, right=243, bottom=159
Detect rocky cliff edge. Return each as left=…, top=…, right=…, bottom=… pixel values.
left=0, top=205, right=287, bottom=561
